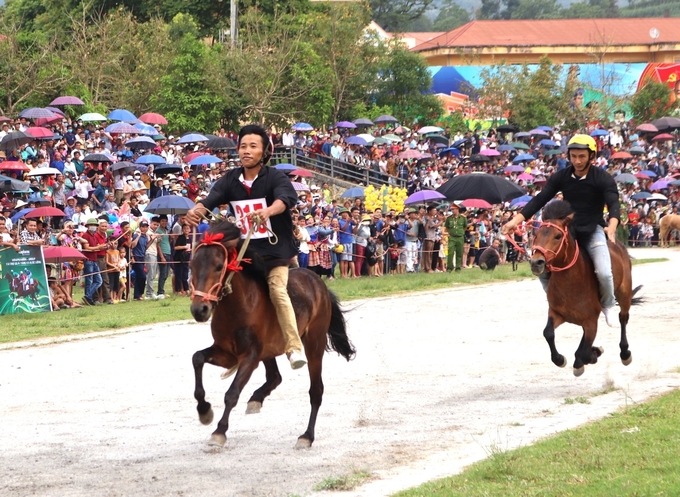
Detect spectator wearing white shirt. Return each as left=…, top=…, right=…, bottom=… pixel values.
left=282, top=130, right=295, bottom=147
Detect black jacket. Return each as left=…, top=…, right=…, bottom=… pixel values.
left=199, top=166, right=298, bottom=260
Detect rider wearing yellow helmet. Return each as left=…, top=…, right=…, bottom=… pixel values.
left=503, top=133, right=620, bottom=327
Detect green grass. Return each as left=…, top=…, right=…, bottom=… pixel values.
left=632, top=257, right=668, bottom=265
left=314, top=469, right=372, bottom=491
left=394, top=389, right=680, bottom=497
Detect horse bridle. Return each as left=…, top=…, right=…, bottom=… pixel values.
left=190, top=233, right=246, bottom=303
left=532, top=221, right=580, bottom=272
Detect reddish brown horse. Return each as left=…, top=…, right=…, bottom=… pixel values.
left=189, top=221, right=355, bottom=448
left=530, top=201, right=642, bottom=376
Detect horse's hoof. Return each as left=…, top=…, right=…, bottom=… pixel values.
left=246, top=401, right=262, bottom=414
left=199, top=408, right=214, bottom=426
left=622, top=353, right=633, bottom=366
left=573, top=366, right=585, bottom=377
left=557, top=355, right=567, bottom=368
left=208, top=433, right=227, bottom=447
left=295, top=437, right=312, bottom=450
left=596, top=346, right=604, bottom=356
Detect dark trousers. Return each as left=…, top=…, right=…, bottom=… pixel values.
left=174, top=259, right=189, bottom=292
left=158, top=253, right=172, bottom=295
left=96, top=257, right=111, bottom=302
left=132, top=262, right=146, bottom=299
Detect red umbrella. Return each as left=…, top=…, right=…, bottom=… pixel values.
left=0, top=161, right=29, bottom=171
left=611, top=151, right=633, bottom=160
left=461, top=198, right=493, bottom=209
left=34, top=115, right=62, bottom=126
left=26, top=127, right=54, bottom=139
left=139, top=113, right=168, bottom=125
left=43, top=246, right=86, bottom=263
left=24, top=206, right=65, bottom=218
left=184, top=152, right=205, bottom=163
left=636, top=123, right=658, bottom=133
left=634, top=173, right=649, bottom=179
left=652, top=133, right=674, bottom=141
left=290, top=169, right=313, bottom=177
left=399, top=149, right=422, bottom=159
left=0, top=116, right=11, bottom=123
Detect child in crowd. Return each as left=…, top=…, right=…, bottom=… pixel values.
left=106, top=242, right=121, bottom=303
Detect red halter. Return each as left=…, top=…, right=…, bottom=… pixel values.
left=190, top=233, right=247, bottom=302
left=532, top=221, right=580, bottom=272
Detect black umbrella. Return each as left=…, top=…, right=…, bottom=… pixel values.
left=651, top=117, right=680, bottom=132
left=153, top=164, right=183, bottom=175
left=110, top=161, right=137, bottom=172
left=496, top=124, right=519, bottom=133
left=207, top=136, right=236, bottom=149
left=0, top=131, right=33, bottom=151
left=468, top=154, right=491, bottom=163
left=427, top=134, right=449, bottom=146
left=84, top=153, right=114, bottom=163
left=374, top=115, right=398, bottom=124
left=436, top=172, right=526, bottom=204
left=353, top=118, right=374, bottom=126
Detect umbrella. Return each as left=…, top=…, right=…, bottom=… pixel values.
left=290, top=169, right=313, bottom=178
left=44, top=107, right=66, bottom=117
left=427, top=135, right=449, bottom=146
left=372, top=137, right=389, bottom=145
left=291, top=122, right=313, bottom=132
left=50, top=96, right=85, bottom=106
left=382, top=133, right=402, bottom=143
left=529, top=128, right=549, bottom=136
left=206, top=136, right=236, bottom=149
left=291, top=182, right=310, bottom=193
left=107, top=109, right=138, bottom=122
left=652, top=133, right=674, bottom=141
left=43, top=246, right=87, bottom=263
left=509, top=142, right=530, bottom=150
left=111, top=161, right=137, bottom=172
left=0, top=131, right=33, bottom=150
left=436, top=172, right=526, bottom=204
left=543, top=149, right=562, bottom=156
left=136, top=154, right=166, bottom=165
left=78, top=112, right=107, bottom=122
left=374, top=115, right=398, bottom=124
left=505, top=165, right=526, bottom=173
left=105, top=122, right=140, bottom=134
left=418, top=126, right=444, bottom=135
left=536, top=125, right=553, bottom=132
left=400, top=149, right=422, bottom=159
left=125, top=136, right=156, bottom=149
left=183, top=152, right=205, bottom=163
left=153, top=164, right=182, bottom=175
left=83, top=153, right=114, bottom=163
left=610, top=151, right=632, bottom=160
left=0, top=161, right=29, bottom=171
left=468, top=154, right=491, bottom=163
left=631, top=192, right=652, bottom=200
left=517, top=173, right=534, bottom=181
left=634, top=173, right=648, bottom=180
left=669, top=180, right=680, bottom=186
left=614, top=173, right=638, bottom=184
left=648, top=193, right=668, bottom=201
left=27, top=195, right=51, bottom=206
left=649, top=180, right=669, bottom=191
left=451, top=138, right=467, bottom=148
left=335, top=121, right=356, bottom=129
left=590, top=129, right=609, bottom=137
left=134, top=123, right=158, bottom=136
left=26, top=167, right=61, bottom=176
left=10, top=208, right=35, bottom=223
left=404, top=190, right=446, bottom=205
left=497, top=144, right=516, bottom=152
left=341, top=187, right=365, bottom=198
left=144, top=195, right=195, bottom=215
left=514, top=132, right=530, bottom=138
left=345, top=136, right=368, bottom=146
left=461, top=198, right=493, bottom=209
left=24, top=206, right=65, bottom=218
left=0, top=174, right=31, bottom=192
left=438, top=147, right=460, bottom=157
left=480, top=149, right=500, bottom=156
left=353, top=118, right=374, bottom=126
left=510, top=195, right=533, bottom=206
left=651, top=117, right=680, bottom=131
left=640, top=170, right=657, bottom=177
left=176, top=133, right=208, bottom=144
left=25, top=127, right=54, bottom=139
left=513, top=153, right=536, bottom=162
left=138, top=113, right=167, bottom=125
left=538, top=139, right=558, bottom=147
left=629, top=146, right=646, bottom=155
left=275, top=163, right=297, bottom=171
left=189, top=154, right=223, bottom=166
left=636, top=123, right=658, bottom=133
left=354, top=134, right=374, bottom=144
left=20, top=108, right=57, bottom=119
left=496, top=124, right=519, bottom=133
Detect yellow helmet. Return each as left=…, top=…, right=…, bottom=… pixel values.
left=567, top=134, right=597, bottom=153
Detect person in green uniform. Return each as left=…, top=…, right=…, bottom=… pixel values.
left=445, top=203, right=467, bottom=271
left=616, top=204, right=629, bottom=245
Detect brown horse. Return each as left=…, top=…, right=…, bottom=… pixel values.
left=659, top=213, right=680, bottom=247
left=189, top=221, right=356, bottom=448
left=530, top=201, right=642, bottom=376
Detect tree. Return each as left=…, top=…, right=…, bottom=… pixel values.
left=433, top=2, right=470, bottom=31
left=369, top=0, right=434, bottom=31
left=509, top=58, right=566, bottom=129
left=511, top=0, right=560, bottom=19
left=477, top=0, right=502, bottom=19
left=473, top=63, right=519, bottom=122
left=630, top=81, right=673, bottom=124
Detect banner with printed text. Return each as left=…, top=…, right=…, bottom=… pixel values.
left=0, top=245, right=52, bottom=315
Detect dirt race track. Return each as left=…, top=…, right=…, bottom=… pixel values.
left=1, top=248, right=679, bottom=497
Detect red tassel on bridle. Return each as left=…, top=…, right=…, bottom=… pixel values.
left=190, top=235, right=250, bottom=302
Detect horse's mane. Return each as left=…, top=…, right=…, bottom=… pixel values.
left=205, top=221, right=269, bottom=288
left=542, top=200, right=574, bottom=221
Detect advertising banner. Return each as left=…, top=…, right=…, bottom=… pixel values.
left=0, top=245, right=52, bottom=315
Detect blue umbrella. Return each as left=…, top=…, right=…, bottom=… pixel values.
left=125, top=136, right=156, bottom=149
left=510, top=195, right=533, bottom=206
left=134, top=123, right=158, bottom=136
left=590, top=129, right=609, bottom=137
left=529, top=128, right=549, bottom=136
left=538, top=139, right=558, bottom=147
left=107, top=109, right=138, bottom=122
left=537, top=126, right=553, bottom=132
left=340, top=187, right=365, bottom=198
left=20, top=108, right=57, bottom=119
left=345, top=136, right=367, bottom=146
left=292, top=122, right=313, bottom=132
left=274, top=163, right=297, bottom=171
left=11, top=208, right=35, bottom=223
left=189, top=154, right=223, bottom=166
left=669, top=179, right=680, bottom=187
left=640, top=170, right=657, bottom=177
left=27, top=195, right=52, bottom=206
left=144, top=195, right=195, bottom=215
left=514, top=132, right=530, bottom=138
left=497, top=144, right=516, bottom=152
left=631, top=192, right=652, bottom=200
left=176, top=133, right=208, bottom=144
left=135, top=154, right=166, bottom=165
left=505, top=164, right=527, bottom=173
left=451, top=139, right=467, bottom=148
left=438, top=147, right=460, bottom=157
left=336, top=121, right=357, bottom=129
left=513, top=153, right=536, bottom=162
left=106, top=122, right=139, bottom=134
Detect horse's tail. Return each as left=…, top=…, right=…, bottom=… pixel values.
left=631, top=284, right=644, bottom=306
left=326, top=290, right=356, bottom=361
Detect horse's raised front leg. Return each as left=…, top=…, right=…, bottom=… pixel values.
left=543, top=316, right=567, bottom=368
left=246, top=358, right=282, bottom=414
left=192, top=345, right=237, bottom=426
left=573, top=319, right=603, bottom=377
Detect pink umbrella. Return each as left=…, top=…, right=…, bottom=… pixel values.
left=400, top=149, right=422, bottom=159
left=636, top=123, right=658, bottom=133
left=480, top=149, right=500, bottom=156
left=652, top=133, right=674, bottom=141
left=50, top=96, right=85, bottom=106
left=517, top=173, right=534, bottom=181
left=26, top=127, right=54, bottom=138
left=33, top=115, right=62, bottom=126
left=461, top=198, right=493, bottom=209
left=139, top=113, right=168, bottom=125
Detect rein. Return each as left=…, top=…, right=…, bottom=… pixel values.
left=532, top=221, right=580, bottom=272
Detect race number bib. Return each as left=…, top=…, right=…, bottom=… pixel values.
left=231, top=198, right=273, bottom=240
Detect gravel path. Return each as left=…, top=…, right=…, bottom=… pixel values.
left=1, top=248, right=679, bottom=497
